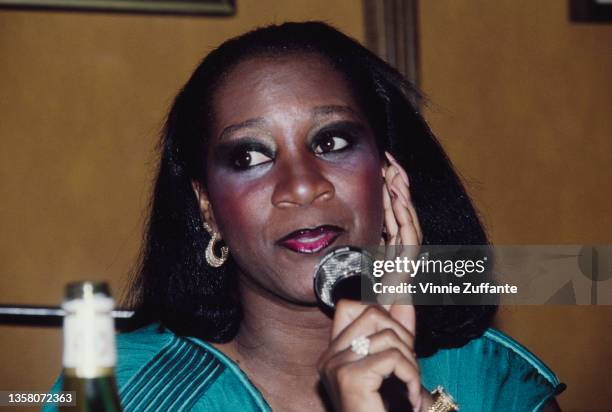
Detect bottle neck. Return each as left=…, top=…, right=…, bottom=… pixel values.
left=62, top=295, right=117, bottom=378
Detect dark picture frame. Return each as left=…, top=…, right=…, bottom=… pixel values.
left=570, top=0, right=612, bottom=22
left=362, top=0, right=419, bottom=108
left=0, top=0, right=235, bottom=16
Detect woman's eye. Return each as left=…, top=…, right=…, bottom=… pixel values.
left=233, top=150, right=272, bottom=169
left=314, top=135, right=349, bottom=154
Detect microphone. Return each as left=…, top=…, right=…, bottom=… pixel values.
left=314, top=246, right=414, bottom=412
left=313, top=246, right=375, bottom=310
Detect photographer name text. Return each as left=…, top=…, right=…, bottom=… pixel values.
left=373, top=282, right=518, bottom=295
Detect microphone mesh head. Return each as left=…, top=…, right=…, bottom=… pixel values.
left=313, top=246, right=373, bottom=309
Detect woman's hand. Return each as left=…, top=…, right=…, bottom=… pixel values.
left=382, top=152, right=422, bottom=247
left=317, top=153, right=433, bottom=411
left=317, top=301, right=432, bottom=411
left=378, top=152, right=423, bottom=300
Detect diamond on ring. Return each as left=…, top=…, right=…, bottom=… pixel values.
left=351, top=335, right=370, bottom=357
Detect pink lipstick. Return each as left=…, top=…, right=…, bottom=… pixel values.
left=278, top=225, right=343, bottom=254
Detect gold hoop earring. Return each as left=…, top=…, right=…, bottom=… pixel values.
left=203, top=222, right=229, bottom=267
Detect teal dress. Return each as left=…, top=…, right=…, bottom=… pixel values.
left=45, top=323, right=564, bottom=411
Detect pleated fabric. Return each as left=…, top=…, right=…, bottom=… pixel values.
left=44, top=323, right=563, bottom=411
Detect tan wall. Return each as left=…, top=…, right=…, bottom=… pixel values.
left=0, top=1, right=363, bottom=407
left=419, top=1, right=612, bottom=410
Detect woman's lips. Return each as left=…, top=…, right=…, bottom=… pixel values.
left=277, top=225, right=343, bottom=254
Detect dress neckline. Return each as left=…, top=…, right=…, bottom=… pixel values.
left=183, top=334, right=273, bottom=411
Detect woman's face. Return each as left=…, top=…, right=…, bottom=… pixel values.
left=202, top=54, right=384, bottom=305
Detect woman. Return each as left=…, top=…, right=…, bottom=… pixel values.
left=49, top=22, right=564, bottom=411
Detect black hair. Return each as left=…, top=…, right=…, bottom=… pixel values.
left=126, top=21, right=496, bottom=357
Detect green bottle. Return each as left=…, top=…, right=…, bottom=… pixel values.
left=60, top=281, right=122, bottom=412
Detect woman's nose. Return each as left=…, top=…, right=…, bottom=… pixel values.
left=271, top=159, right=335, bottom=208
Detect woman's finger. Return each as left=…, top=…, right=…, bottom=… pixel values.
left=331, top=349, right=423, bottom=411
left=385, top=153, right=423, bottom=245
left=385, top=165, right=408, bottom=208
left=386, top=164, right=410, bottom=209
left=402, top=187, right=423, bottom=245
left=328, top=304, right=415, bottom=355
left=384, top=163, right=421, bottom=247
left=357, top=328, right=418, bottom=370
left=390, top=184, right=419, bottom=246
left=385, top=152, right=410, bottom=186
left=382, top=169, right=399, bottom=244
left=331, top=300, right=368, bottom=338
left=321, top=327, right=419, bottom=377
left=389, top=304, right=416, bottom=336
left=383, top=164, right=410, bottom=264
left=388, top=164, right=421, bottom=246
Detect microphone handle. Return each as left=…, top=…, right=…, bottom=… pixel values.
left=330, top=274, right=364, bottom=305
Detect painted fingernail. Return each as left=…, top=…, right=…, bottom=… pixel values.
left=385, top=152, right=410, bottom=187
left=385, top=151, right=395, bottom=164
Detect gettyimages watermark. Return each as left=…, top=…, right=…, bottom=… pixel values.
left=357, top=245, right=612, bottom=305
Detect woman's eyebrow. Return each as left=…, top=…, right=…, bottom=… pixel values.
left=219, top=117, right=266, bottom=141
left=312, top=105, right=360, bottom=119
